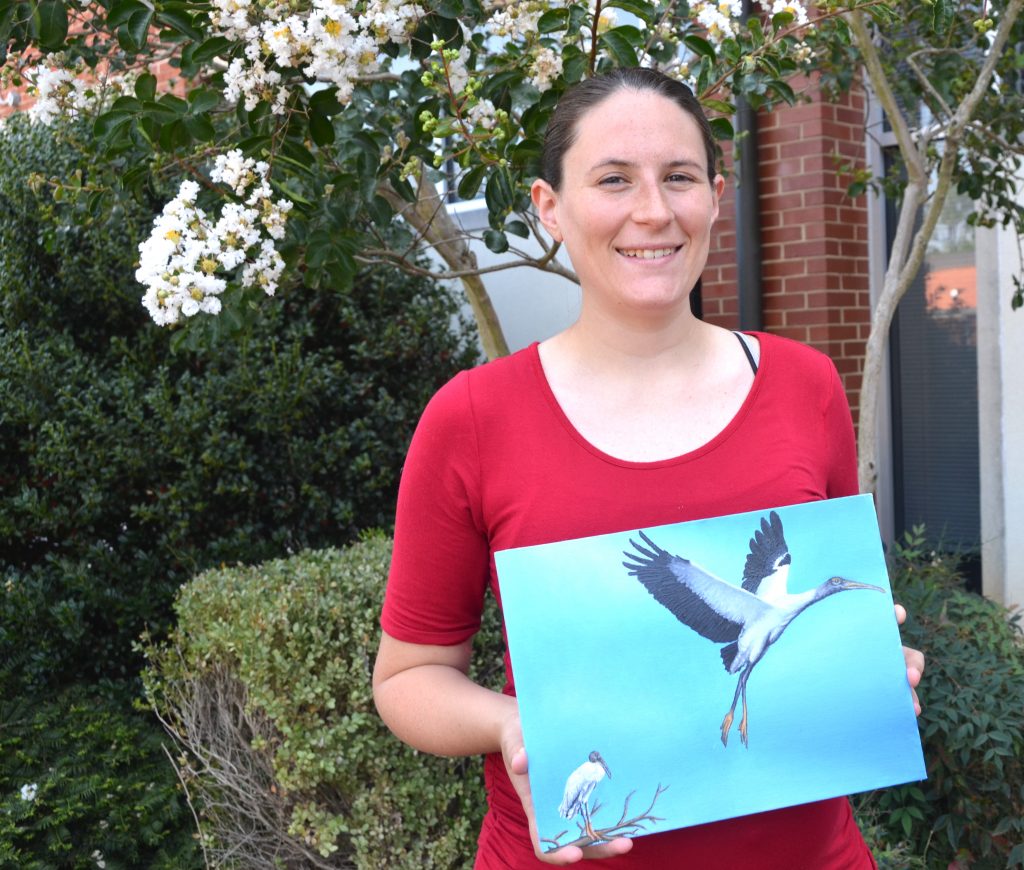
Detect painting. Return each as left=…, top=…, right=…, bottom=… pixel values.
left=496, top=494, right=927, bottom=852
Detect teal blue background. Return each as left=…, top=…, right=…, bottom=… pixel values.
left=496, top=494, right=927, bottom=850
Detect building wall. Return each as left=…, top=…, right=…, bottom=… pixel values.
left=703, top=80, right=871, bottom=423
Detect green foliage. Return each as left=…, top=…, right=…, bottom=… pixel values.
left=0, top=682, right=202, bottom=869
left=0, top=112, right=480, bottom=695
left=142, top=535, right=504, bottom=868
left=854, top=527, right=1024, bottom=869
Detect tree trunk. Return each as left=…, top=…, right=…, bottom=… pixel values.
left=849, top=0, right=1024, bottom=495
left=379, top=174, right=510, bottom=360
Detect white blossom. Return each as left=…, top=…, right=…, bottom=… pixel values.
left=761, top=0, right=809, bottom=26
left=27, top=65, right=96, bottom=125
left=19, top=783, right=38, bottom=802
left=137, top=159, right=292, bottom=326
left=529, top=46, right=563, bottom=93
left=486, top=3, right=543, bottom=41
left=467, top=98, right=498, bottom=131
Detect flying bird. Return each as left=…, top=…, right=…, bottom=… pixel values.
left=622, top=511, right=883, bottom=747
left=559, top=750, right=612, bottom=840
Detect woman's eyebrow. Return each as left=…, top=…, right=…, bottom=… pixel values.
left=589, top=158, right=704, bottom=172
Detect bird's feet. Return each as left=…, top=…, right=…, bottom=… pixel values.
left=720, top=711, right=734, bottom=747
left=739, top=711, right=749, bottom=748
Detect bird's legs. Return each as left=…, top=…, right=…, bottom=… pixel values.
left=721, top=669, right=751, bottom=747
left=738, top=679, right=749, bottom=747
left=581, top=804, right=597, bottom=842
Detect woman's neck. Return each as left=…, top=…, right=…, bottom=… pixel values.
left=546, top=300, right=717, bottom=379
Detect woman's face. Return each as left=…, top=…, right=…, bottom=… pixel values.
left=532, top=89, right=724, bottom=319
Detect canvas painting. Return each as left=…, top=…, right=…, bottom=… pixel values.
left=496, top=494, right=927, bottom=852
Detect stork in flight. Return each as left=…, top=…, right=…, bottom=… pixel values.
left=559, top=750, right=612, bottom=840
left=622, top=511, right=883, bottom=747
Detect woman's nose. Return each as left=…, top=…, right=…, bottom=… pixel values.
left=631, top=182, right=672, bottom=225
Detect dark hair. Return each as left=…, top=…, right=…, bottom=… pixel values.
left=540, top=68, right=717, bottom=191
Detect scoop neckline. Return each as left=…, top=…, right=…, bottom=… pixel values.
left=528, top=332, right=767, bottom=469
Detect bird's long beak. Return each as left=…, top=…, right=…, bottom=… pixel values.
left=601, top=760, right=612, bottom=779
left=838, top=580, right=885, bottom=592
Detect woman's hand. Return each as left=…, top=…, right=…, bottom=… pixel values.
left=895, top=604, right=924, bottom=716
left=500, top=710, right=633, bottom=865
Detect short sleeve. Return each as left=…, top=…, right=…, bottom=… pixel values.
left=822, top=359, right=858, bottom=499
left=380, top=372, right=490, bottom=646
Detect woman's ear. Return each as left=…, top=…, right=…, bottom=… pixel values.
left=530, top=178, right=563, bottom=243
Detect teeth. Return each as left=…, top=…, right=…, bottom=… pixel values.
left=619, top=247, right=677, bottom=259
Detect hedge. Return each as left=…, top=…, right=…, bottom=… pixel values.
left=142, top=534, right=505, bottom=868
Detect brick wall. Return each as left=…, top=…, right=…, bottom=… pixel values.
left=703, top=79, right=871, bottom=422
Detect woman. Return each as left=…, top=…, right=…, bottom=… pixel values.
left=373, top=68, right=923, bottom=868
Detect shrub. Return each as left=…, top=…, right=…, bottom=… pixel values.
left=854, top=527, right=1024, bottom=869
left=141, top=534, right=504, bottom=868
left=0, top=112, right=480, bottom=695
left=0, top=682, right=202, bottom=869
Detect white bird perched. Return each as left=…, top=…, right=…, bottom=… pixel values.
left=559, top=750, right=612, bottom=840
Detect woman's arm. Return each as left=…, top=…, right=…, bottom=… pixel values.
left=372, top=631, right=633, bottom=865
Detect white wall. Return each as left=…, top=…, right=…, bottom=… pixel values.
left=449, top=200, right=580, bottom=353
left=979, top=216, right=1024, bottom=608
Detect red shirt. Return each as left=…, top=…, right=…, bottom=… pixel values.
left=382, top=334, right=875, bottom=869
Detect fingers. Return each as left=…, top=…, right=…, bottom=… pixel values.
left=509, top=745, right=528, bottom=776
left=895, top=602, right=925, bottom=717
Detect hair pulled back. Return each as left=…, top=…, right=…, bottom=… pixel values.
left=540, top=68, right=717, bottom=191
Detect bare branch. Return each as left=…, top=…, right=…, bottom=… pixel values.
left=542, top=783, right=669, bottom=852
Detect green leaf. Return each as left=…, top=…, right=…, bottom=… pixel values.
left=484, top=167, right=513, bottom=215
left=562, top=47, right=587, bottom=83
left=94, top=111, right=133, bottom=139
left=483, top=229, right=508, bottom=253
left=308, top=112, right=335, bottom=146
left=135, top=72, right=157, bottom=102
left=603, top=0, right=655, bottom=24
left=746, top=16, right=764, bottom=47
left=159, top=117, right=192, bottom=150
left=684, top=34, right=716, bottom=61
left=106, top=0, right=145, bottom=28
left=155, top=5, right=202, bottom=41
left=126, top=6, right=152, bottom=50
left=709, top=116, right=733, bottom=141
left=599, top=25, right=641, bottom=68
left=191, top=35, right=231, bottom=63
left=457, top=164, right=486, bottom=200
left=504, top=219, right=529, bottom=238
left=701, top=98, right=734, bottom=115
left=184, top=114, right=216, bottom=141
left=34, top=0, right=68, bottom=50
left=158, top=93, right=189, bottom=114
left=187, top=88, right=221, bottom=114
left=309, top=87, right=342, bottom=116
left=110, top=95, right=142, bottom=113
left=930, top=0, right=953, bottom=33
left=537, top=8, right=569, bottom=33
left=141, top=99, right=181, bottom=123
left=280, top=138, right=316, bottom=170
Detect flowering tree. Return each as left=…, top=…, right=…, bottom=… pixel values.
left=1, top=0, right=1022, bottom=490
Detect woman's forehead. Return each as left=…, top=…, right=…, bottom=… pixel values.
left=566, top=93, right=706, bottom=168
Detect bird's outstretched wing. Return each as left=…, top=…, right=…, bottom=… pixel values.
left=741, top=511, right=789, bottom=595
left=623, top=531, right=769, bottom=643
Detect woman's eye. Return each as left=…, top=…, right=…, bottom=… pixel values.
left=599, top=175, right=627, bottom=186
left=668, top=173, right=695, bottom=184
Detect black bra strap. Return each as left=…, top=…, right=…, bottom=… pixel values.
left=734, top=331, right=758, bottom=375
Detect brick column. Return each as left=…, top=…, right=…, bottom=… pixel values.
left=703, top=80, right=871, bottom=423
